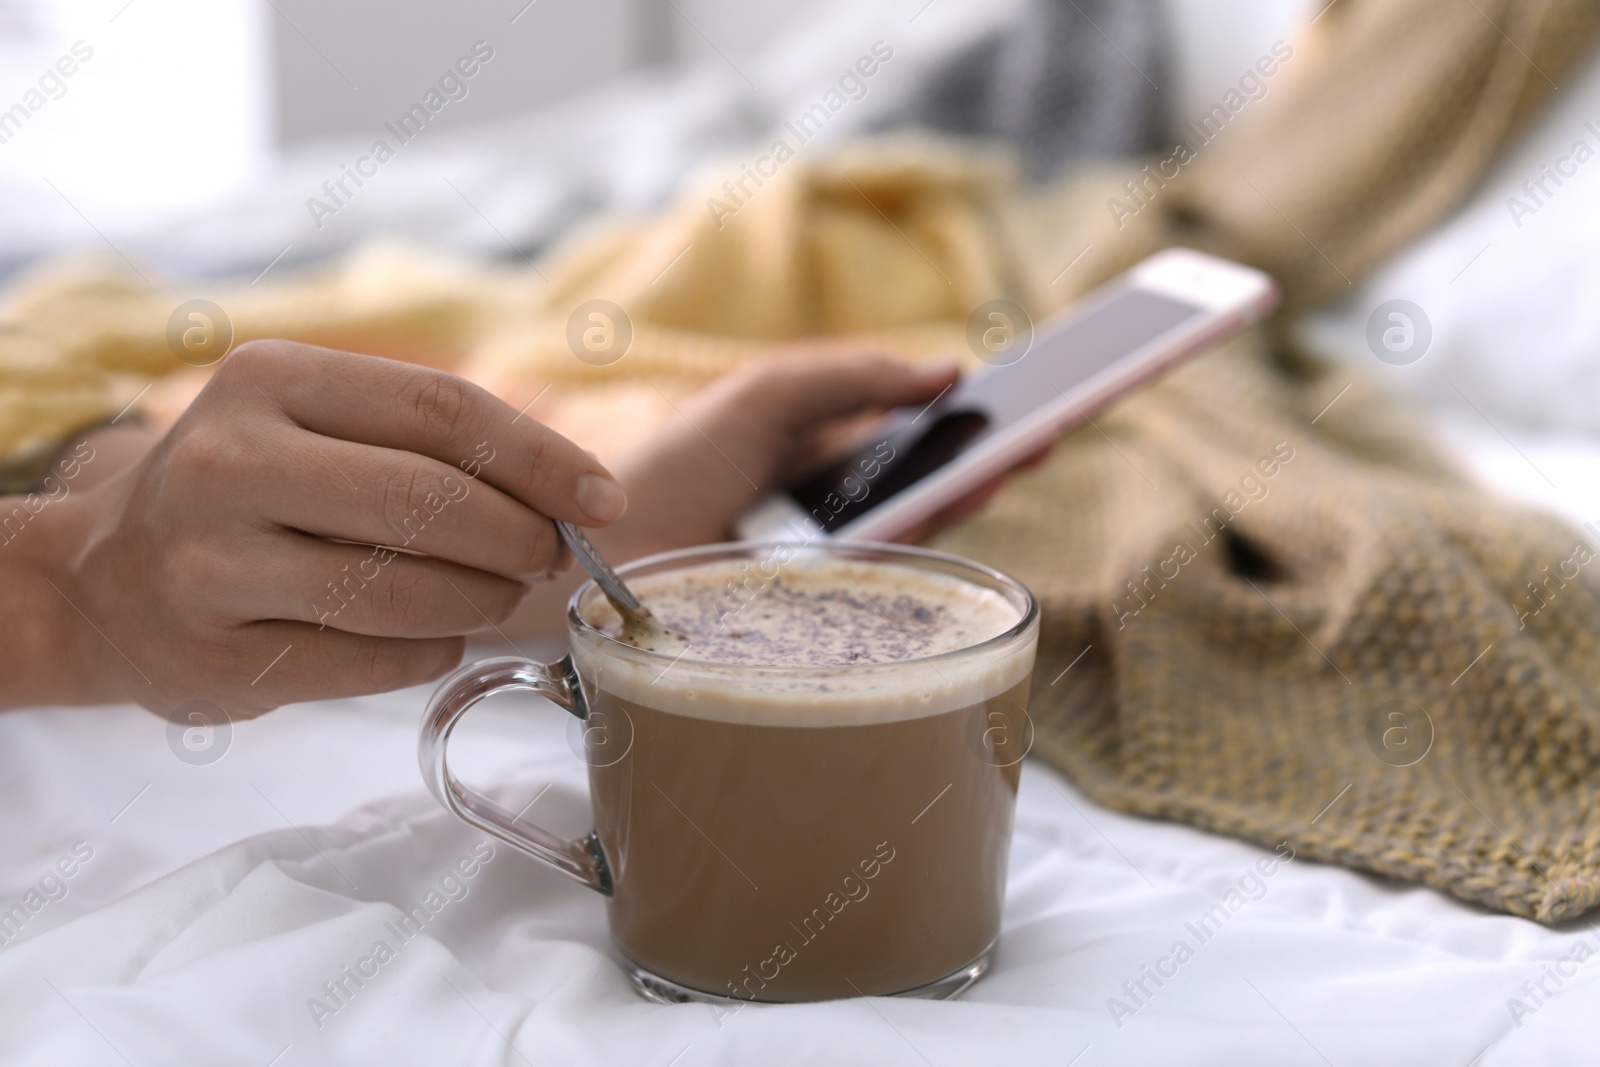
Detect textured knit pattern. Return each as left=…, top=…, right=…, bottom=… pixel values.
left=4, top=0, right=1600, bottom=921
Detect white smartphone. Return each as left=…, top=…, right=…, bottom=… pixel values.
left=735, top=248, right=1279, bottom=543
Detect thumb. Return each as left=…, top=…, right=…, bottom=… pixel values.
left=751, top=355, right=961, bottom=430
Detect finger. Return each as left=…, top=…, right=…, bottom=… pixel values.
left=723, top=355, right=960, bottom=432
left=1014, top=444, right=1054, bottom=470
left=221, top=340, right=628, bottom=526
left=887, top=439, right=1052, bottom=544
left=231, top=622, right=465, bottom=709
left=251, top=534, right=530, bottom=639
left=547, top=540, right=574, bottom=578
left=243, top=424, right=563, bottom=580
left=937, top=477, right=1007, bottom=523
left=891, top=475, right=1009, bottom=545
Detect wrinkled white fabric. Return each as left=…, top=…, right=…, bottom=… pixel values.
left=5, top=613, right=1600, bottom=1066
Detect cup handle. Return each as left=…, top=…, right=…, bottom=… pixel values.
left=419, top=655, right=612, bottom=895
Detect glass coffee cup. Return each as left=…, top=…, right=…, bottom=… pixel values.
left=419, top=541, right=1039, bottom=1004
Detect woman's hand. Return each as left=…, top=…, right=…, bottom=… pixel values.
left=3, top=340, right=628, bottom=717
left=504, top=352, right=1048, bottom=638
left=606, top=353, right=963, bottom=553
left=0, top=346, right=1042, bottom=707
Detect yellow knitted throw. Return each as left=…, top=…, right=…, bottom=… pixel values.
left=4, top=0, right=1600, bottom=921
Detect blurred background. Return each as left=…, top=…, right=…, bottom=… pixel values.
left=5, top=0, right=1600, bottom=525
left=0, top=0, right=1311, bottom=278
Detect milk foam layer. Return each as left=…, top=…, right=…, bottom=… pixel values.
left=602, top=558, right=1020, bottom=666
left=574, top=557, right=1035, bottom=726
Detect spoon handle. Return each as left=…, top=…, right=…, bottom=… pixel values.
left=556, top=521, right=644, bottom=616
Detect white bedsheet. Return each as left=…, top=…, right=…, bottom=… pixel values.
left=3, top=414, right=1598, bottom=1067
left=4, top=524, right=1600, bottom=1067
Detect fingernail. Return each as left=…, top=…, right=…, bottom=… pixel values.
left=576, top=473, right=627, bottom=523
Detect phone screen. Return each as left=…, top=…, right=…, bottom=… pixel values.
left=788, top=285, right=1204, bottom=532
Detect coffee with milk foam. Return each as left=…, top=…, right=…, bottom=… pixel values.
left=574, top=555, right=1034, bottom=1000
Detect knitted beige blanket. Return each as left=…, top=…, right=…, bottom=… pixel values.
left=4, top=0, right=1600, bottom=921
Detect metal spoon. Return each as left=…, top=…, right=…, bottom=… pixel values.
left=556, top=521, right=688, bottom=651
